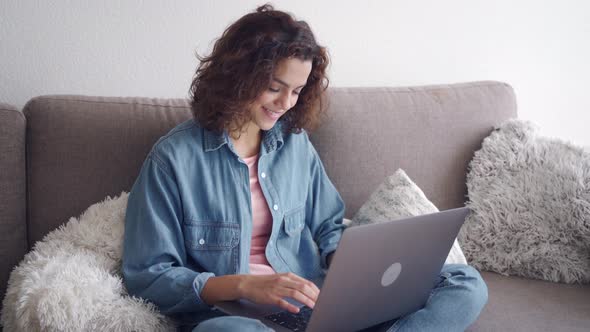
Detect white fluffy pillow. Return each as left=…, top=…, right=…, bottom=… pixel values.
left=1, top=192, right=175, bottom=332
left=459, top=119, right=590, bottom=284
left=350, top=169, right=467, bottom=265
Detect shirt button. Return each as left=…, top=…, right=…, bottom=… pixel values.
left=199, top=238, right=205, bottom=245
left=261, top=172, right=266, bottom=179
left=273, top=204, right=278, bottom=211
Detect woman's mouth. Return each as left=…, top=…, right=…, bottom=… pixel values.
left=263, top=106, right=283, bottom=120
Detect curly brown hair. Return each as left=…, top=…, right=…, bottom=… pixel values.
left=189, top=4, right=330, bottom=134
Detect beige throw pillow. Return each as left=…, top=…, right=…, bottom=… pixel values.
left=350, top=169, right=467, bottom=265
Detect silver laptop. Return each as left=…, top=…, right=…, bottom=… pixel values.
left=215, top=207, right=470, bottom=332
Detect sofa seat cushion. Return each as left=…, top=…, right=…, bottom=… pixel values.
left=469, top=272, right=590, bottom=331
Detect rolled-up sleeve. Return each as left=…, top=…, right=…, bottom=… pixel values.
left=305, top=143, right=346, bottom=269
left=122, top=151, right=214, bottom=314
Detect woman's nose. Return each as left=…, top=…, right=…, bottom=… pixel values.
left=276, top=92, right=293, bottom=110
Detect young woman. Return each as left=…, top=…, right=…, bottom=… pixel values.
left=122, top=4, right=488, bottom=332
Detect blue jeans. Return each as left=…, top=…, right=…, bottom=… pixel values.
left=191, top=264, right=488, bottom=332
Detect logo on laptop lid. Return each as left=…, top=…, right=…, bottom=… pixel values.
left=381, top=262, right=402, bottom=287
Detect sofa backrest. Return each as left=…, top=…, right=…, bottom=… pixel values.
left=312, top=81, right=517, bottom=217
left=22, top=81, right=517, bottom=250
left=23, top=97, right=193, bottom=247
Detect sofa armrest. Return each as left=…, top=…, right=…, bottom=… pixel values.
left=0, top=103, right=27, bottom=310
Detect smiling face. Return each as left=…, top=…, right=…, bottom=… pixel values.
left=247, top=57, right=313, bottom=131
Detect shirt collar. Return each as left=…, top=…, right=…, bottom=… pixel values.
left=203, top=121, right=285, bottom=153
left=203, top=128, right=228, bottom=152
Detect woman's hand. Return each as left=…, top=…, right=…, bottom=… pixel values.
left=238, top=272, right=320, bottom=313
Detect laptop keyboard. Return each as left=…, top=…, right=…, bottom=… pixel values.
left=264, top=306, right=313, bottom=331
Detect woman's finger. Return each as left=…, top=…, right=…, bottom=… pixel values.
left=286, top=273, right=320, bottom=293
left=278, top=286, right=316, bottom=309
left=275, top=297, right=301, bottom=314
left=280, top=273, right=320, bottom=300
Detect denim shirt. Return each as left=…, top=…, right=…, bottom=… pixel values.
left=122, top=119, right=346, bottom=316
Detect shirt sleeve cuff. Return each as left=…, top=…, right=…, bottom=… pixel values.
left=321, top=244, right=339, bottom=269
left=191, top=272, right=216, bottom=308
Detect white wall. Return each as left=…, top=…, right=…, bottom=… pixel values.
left=1, top=0, right=589, bottom=145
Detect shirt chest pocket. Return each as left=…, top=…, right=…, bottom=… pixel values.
left=185, top=222, right=240, bottom=250
left=278, top=206, right=317, bottom=273
left=282, top=206, right=305, bottom=237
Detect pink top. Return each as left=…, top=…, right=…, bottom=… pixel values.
left=243, top=154, right=276, bottom=275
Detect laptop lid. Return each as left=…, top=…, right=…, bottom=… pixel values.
left=306, top=207, right=469, bottom=332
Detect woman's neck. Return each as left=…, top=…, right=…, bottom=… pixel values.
left=230, top=124, right=262, bottom=159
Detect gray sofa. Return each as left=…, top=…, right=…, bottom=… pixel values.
left=1, top=81, right=589, bottom=331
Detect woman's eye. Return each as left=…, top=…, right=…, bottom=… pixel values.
left=268, top=87, right=280, bottom=92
